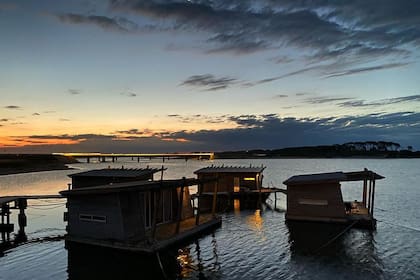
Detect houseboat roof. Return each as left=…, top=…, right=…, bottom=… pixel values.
left=68, top=167, right=164, bottom=178
left=194, top=165, right=265, bottom=174
left=283, top=170, right=384, bottom=186
left=60, top=178, right=206, bottom=196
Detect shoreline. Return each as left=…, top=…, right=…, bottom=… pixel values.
left=0, top=154, right=78, bottom=176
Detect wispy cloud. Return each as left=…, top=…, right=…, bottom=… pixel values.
left=304, top=96, right=354, bottom=104
left=68, top=89, right=81, bottom=95
left=4, top=105, right=21, bottom=110
left=55, top=13, right=138, bottom=32
left=32, top=113, right=40, bottom=116
left=120, top=91, right=137, bottom=97
left=181, top=74, right=238, bottom=91
left=324, top=63, right=411, bottom=78
left=339, top=94, right=420, bottom=107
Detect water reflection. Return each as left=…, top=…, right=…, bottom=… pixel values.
left=66, top=233, right=220, bottom=280
left=67, top=242, right=179, bottom=280
left=287, top=221, right=384, bottom=278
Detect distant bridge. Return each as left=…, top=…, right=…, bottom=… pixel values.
left=53, top=152, right=215, bottom=163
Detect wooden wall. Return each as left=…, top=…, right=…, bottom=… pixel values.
left=286, top=183, right=346, bottom=219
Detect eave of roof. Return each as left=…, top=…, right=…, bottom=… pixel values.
left=194, top=165, right=265, bottom=174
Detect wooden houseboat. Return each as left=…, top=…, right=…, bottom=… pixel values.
left=194, top=165, right=280, bottom=211
left=283, top=169, right=384, bottom=229
left=61, top=168, right=221, bottom=254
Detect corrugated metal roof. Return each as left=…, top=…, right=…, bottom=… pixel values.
left=194, top=165, right=265, bottom=174
left=283, top=170, right=384, bottom=185
left=68, top=168, right=164, bottom=178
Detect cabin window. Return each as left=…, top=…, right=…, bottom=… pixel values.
left=234, top=177, right=240, bottom=192
left=79, top=214, right=107, bottom=223
left=298, top=198, right=328, bottom=206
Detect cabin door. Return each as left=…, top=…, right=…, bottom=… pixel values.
left=144, top=190, right=173, bottom=229
left=234, top=177, right=240, bottom=192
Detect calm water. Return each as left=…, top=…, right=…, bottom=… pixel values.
left=0, top=158, right=419, bottom=280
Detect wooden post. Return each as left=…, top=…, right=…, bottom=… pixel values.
left=362, top=179, right=367, bottom=206
left=371, top=179, right=376, bottom=216
left=257, top=174, right=262, bottom=209
left=368, top=181, right=371, bottom=214
left=151, top=190, right=160, bottom=239
left=195, top=182, right=202, bottom=225
left=212, top=175, right=219, bottom=217
left=176, top=178, right=186, bottom=234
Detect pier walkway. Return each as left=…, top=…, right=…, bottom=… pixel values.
left=53, top=152, right=215, bottom=163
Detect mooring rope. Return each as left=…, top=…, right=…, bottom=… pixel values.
left=156, top=251, right=169, bottom=280
left=313, top=220, right=359, bottom=254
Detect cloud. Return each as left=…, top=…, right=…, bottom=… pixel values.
left=339, top=94, right=420, bottom=107
left=68, top=89, right=81, bottom=95
left=0, top=118, right=9, bottom=122
left=56, top=13, right=138, bottom=32
left=181, top=74, right=238, bottom=91
left=3, top=111, right=420, bottom=152
left=4, top=105, right=21, bottom=110
left=59, top=118, right=71, bottom=121
left=274, top=94, right=288, bottom=98
left=110, top=0, right=420, bottom=63
left=0, top=3, right=17, bottom=11
left=323, top=62, right=411, bottom=78
left=32, top=113, right=40, bottom=116
left=304, top=96, right=354, bottom=104
left=120, top=91, right=137, bottom=97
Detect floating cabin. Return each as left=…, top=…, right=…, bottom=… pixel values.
left=60, top=168, right=221, bottom=254
left=194, top=165, right=279, bottom=211
left=283, top=169, right=384, bottom=229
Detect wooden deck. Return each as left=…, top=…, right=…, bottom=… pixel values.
left=66, top=214, right=221, bottom=254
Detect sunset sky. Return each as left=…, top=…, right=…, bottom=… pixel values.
left=1, top=0, right=420, bottom=153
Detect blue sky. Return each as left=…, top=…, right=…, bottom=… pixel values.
left=1, top=0, right=420, bottom=152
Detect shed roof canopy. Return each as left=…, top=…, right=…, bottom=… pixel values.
left=68, top=168, right=164, bottom=178
left=60, top=177, right=207, bottom=196
left=194, top=165, right=265, bottom=174
left=283, top=170, right=384, bottom=186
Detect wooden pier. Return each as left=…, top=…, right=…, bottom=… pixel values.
left=53, top=152, right=215, bottom=163
left=0, top=195, right=63, bottom=243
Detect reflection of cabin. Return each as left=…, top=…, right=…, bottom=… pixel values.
left=283, top=169, right=384, bottom=229
left=61, top=170, right=221, bottom=253
left=194, top=165, right=274, bottom=211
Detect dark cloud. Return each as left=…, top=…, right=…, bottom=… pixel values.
left=324, top=62, right=411, bottom=78
left=304, top=96, right=354, bottom=104
left=115, top=128, right=152, bottom=135
left=274, top=94, right=288, bottom=98
left=339, top=94, right=420, bottom=107
left=68, top=89, right=81, bottom=95
left=4, top=105, right=21, bottom=110
left=32, top=113, right=40, bottom=116
left=110, top=0, right=420, bottom=63
left=181, top=74, right=237, bottom=91
left=56, top=13, right=138, bottom=32
left=0, top=118, right=8, bottom=122
left=59, top=118, right=71, bottom=121
left=120, top=91, right=137, bottom=97
left=4, top=111, right=420, bottom=152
